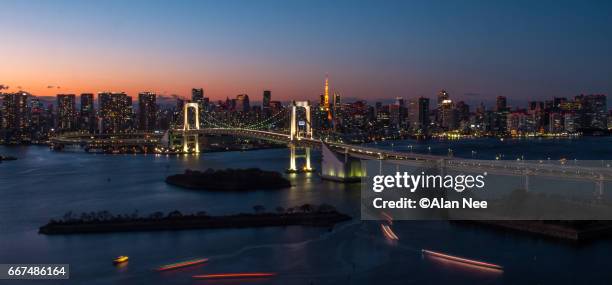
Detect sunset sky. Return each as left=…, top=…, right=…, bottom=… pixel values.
left=1, top=0, right=611, bottom=106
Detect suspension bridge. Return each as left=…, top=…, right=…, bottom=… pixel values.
left=50, top=101, right=612, bottom=193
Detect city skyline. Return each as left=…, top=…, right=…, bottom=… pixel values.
left=1, top=0, right=612, bottom=103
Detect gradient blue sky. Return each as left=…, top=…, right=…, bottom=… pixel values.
left=1, top=0, right=611, bottom=106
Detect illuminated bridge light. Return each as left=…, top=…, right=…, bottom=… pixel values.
left=192, top=272, right=277, bottom=279
left=422, top=249, right=503, bottom=271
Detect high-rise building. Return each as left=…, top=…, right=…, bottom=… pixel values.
left=99, top=92, right=133, bottom=133
left=408, top=97, right=429, bottom=133
left=436, top=90, right=454, bottom=130
left=455, top=101, right=470, bottom=123
left=57, top=94, right=77, bottom=132
left=262, top=90, right=272, bottom=116
left=389, top=104, right=401, bottom=129
left=80, top=93, right=96, bottom=133
left=263, top=90, right=271, bottom=108
left=235, top=94, right=250, bottom=112
left=138, top=92, right=157, bottom=131
left=574, top=94, right=607, bottom=130
left=437, top=90, right=449, bottom=106
left=1, top=92, right=30, bottom=142
left=494, top=96, right=509, bottom=132
left=553, top=97, right=567, bottom=111
left=30, top=97, right=45, bottom=140
left=496, top=96, right=508, bottom=112
left=191, top=88, right=204, bottom=103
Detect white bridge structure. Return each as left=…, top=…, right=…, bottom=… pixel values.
left=182, top=102, right=200, bottom=153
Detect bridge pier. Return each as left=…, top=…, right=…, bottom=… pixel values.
left=287, top=143, right=313, bottom=173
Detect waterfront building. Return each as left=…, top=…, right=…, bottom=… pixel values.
left=57, top=94, right=77, bottom=132
left=549, top=112, right=564, bottom=133
left=564, top=112, right=578, bottom=133
left=99, top=92, right=133, bottom=134
left=575, top=94, right=607, bottom=130
left=408, top=97, right=429, bottom=133
left=1, top=92, right=30, bottom=143
left=80, top=93, right=96, bottom=133
left=29, top=97, right=47, bottom=140
left=138, top=92, right=157, bottom=131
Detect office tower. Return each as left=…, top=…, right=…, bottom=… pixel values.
left=80, top=93, right=96, bottom=133
left=494, top=96, right=509, bottom=132
left=564, top=113, right=578, bottom=133
left=395, top=97, right=405, bottom=108
left=57, top=94, right=77, bottom=132
left=138, top=92, right=157, bottom=131
left=262, top=90, right=272, bottom=116
left=389, top=104, right=401, bottom=129
left=393, top=96, right=406, bottom=129
left=1, top=92, right=30, bottom=142
left=263, top=90, right=271, bottom=108
left=553, top=97, right=567, bottom=111
left=99, top=92, right=133, bottom=133
left=496, top=96, right=508, bottom=112
left=29, top=97, right=44, bottom=140
left=409, top=97, right=429, bottom=132
left=269, top=101, right=282, bottom=114
left=191, top=88, right=204, bottom=103
left=549, top=112, right=564, bottom=133
left=235, top=94, right=250, bottom=112
left=575, top=94, right=607, bottom=130
left=436, top=90, right=454, bottom=129
left=455, top=101, right=470, bottom=123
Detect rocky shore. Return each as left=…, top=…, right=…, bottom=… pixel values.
left=39, top=205, right=350, bottom=235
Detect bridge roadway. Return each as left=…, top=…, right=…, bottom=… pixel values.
left=51, top=128, right=612, bottom=182
left=197, top=128, right=612, bottom=183
left=50, top=132, right=161, bottom=147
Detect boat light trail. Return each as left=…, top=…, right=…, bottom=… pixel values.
left=422, top=249, right=503, bottom=271
left=192, top=272, right=277, bottom=279
left=381, top=224, right=399, bottom=240
left=380, top=211, right=393, bottom=225
left=155, top=258, right=208, bottom=271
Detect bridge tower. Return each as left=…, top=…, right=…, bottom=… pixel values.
left=290, top=101, right=312, bottom=141
left=287, top=101, right=313, bottom=173
left=182, top=102, right=200, bottom=153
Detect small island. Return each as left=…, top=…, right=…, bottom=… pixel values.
left=39, top=204, right=351, bottom=235
left=166, top=168, right=291, bottom=191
